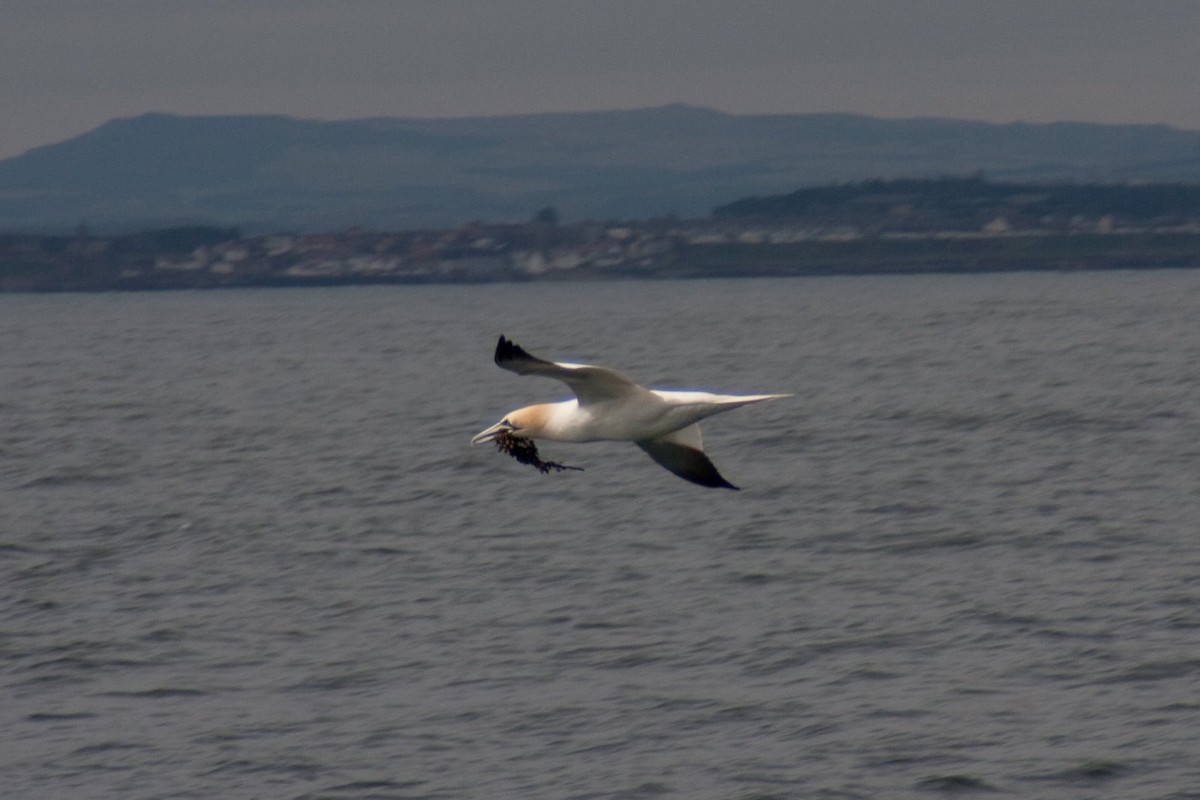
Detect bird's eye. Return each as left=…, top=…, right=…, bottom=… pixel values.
left=502, top=418, right=514, bottom=427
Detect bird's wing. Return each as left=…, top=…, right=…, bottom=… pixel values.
left=494, top=335, right=650, bottom=406
left=635, top=425, right=739, bottom=490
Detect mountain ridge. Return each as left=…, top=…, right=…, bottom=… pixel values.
left=4, top=105, right=1200, bottom=233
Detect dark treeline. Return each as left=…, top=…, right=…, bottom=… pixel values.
left=713, top=176, right=1200, bottom=231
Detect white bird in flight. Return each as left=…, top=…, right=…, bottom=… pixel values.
left=472, top=336, right=789, bottom=489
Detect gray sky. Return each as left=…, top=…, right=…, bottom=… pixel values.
left=5, top=0, right=1200, bottom=160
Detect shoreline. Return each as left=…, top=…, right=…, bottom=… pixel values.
left=5, top=230, right=1200, bottom=293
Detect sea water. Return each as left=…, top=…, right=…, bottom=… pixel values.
left=3, top=272, right=1199, bottom=799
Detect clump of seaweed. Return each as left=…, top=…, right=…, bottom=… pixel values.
left=493, top=430, right=583, bottom=474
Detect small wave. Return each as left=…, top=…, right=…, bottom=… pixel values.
left=1024, top=759, right=1128, bottom=783
left=25, top=711, right=98, bottom=722
left=915, top=773, right=998, bottom=792
left=1101, top=657, right=1200, bottom=684
left=70, top=740, right=148, bottom=756
left=20, top=470, right=130, bottom=489
left=320, top=779, right=430, bottom=795
left=864, top=407, right=992, bottom=431
left=859, top=501, right=943, bottom=516
left=1054, top=760, right=1128, bottom=781
left=1015, top=408, right=1143, bottom=433
left=101, top=687, right=208, bottom=698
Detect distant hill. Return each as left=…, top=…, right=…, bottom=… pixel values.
left=4, top=105, right=1200, bottom=233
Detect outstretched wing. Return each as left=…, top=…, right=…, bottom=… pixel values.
left=494, top=335, right=650, bottom=406
left=635, top=425, right=739, bottom=490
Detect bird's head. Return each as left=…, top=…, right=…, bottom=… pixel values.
left=471, top=405, right=547, bottom=444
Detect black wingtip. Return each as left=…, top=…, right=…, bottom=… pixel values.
left=710, top=475, right=741, bottom=491
left=635, top=439, right=742, bottom=490
left=682, top=471, right=739, bottom=490
left=691, top=465, right=739, bottom=490
left=495, top=335, right=537, bottom=367
left=495, top=335, right=517, bottom=366
left=679, top=453, right=740, bottom=490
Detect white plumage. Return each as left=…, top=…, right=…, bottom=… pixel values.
left=472, top=336, right=788, bottom=489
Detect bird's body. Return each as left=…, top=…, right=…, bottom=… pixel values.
left=473, top=336, right=788, bottom=489
left=517, top=391, right=778, bottom=443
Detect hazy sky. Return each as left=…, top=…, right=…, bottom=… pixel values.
left=5, top=0, right=1200, bottom=159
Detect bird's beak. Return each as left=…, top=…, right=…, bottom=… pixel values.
left=471, top=421, right=510, bottom=445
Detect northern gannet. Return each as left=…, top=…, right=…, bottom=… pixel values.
left=472, top=336, right=789, bottom=489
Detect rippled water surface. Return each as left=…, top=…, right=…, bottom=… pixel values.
left=3, top=272, right=1200, bottom=799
